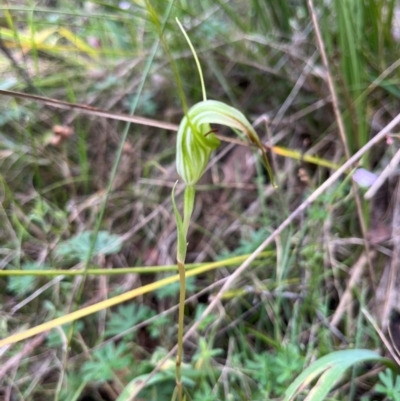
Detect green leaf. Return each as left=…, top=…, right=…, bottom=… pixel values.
left=105, top=304, right=155, bottom=338
left=82, top=342, right=133, bottom=383
left=56, top=230, right=122, bottom=262
left=218, top=227, right=271, bottom=258
left=192, top=337, right=223, bottom=365
left=245, top=344, right=304, bottom=397
left=284, top=349, right=389, bottom=401
left=376, top=369, right=400, bottom=401
left=148, top=315, right=172, bottom=339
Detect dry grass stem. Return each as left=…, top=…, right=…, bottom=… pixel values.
left=0, top=89, right=178, bottom=131
left=330, top=252, right=375, bottom=328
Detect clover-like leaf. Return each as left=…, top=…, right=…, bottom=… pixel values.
left=56, top=230, right=122, bottom=262
left=82, top=342, right=133, bottom=383
left=105, top=304, right=155, bottom=339
left=376, top=369, right=400, bottom=401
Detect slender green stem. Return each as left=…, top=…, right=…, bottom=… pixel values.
left=183, top=185, right=195, bottom=237
left=173, top=185, right=195, bottom=401
left=0, top=252, right=272, bottom=277
left=176, top=259, right=186, bottom=401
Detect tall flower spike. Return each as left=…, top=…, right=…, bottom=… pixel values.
left=176, top=99, right=276, bottom=187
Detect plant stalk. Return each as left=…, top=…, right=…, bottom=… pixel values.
left=176, top=259, right=186, bottom=401
left=173, top=185, right=195, bottom=401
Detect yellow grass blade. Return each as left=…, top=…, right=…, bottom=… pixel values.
left=32, top=27, right=59, bottom=45
left=58, top=27, right=99, bottom=58
left=0, top=26, right=98, bottom=58
left=272, top=146, right=339, bottom=170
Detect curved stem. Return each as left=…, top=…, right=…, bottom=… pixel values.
left=176, top=18, right=207, bottom=102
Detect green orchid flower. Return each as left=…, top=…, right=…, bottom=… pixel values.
left=176, top=99, right=275, bottom=187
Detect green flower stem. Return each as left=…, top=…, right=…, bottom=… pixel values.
left=173, top=185, right=195, bottom=401
left=182, top=185, right=195, bottom=245
left=176, top=259, right=185, bottom=401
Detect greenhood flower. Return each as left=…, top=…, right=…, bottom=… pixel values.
left=176, top=100, right=275, bottom=187
left=176, top=104, right=220, bottom=185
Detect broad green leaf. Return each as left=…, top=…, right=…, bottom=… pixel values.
left=284, top=349, right=390, bottom=401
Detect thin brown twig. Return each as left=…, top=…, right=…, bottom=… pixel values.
left=0, top=89, right=178, bottom=131
left=306, top=0, right=376, bottom=288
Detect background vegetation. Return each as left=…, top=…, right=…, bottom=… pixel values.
left=1, top=0, right=400, bottom=400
